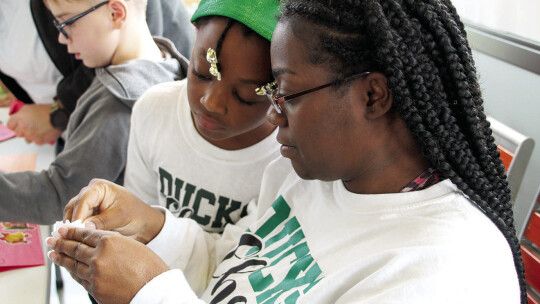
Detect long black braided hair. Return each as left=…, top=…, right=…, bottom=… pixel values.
left=281, top=0, right=526, bottom=301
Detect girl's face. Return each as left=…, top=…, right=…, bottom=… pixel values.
left=267, top=20, right=381, bottom=183
left=187, top=17, right=275, bottom=150
left=48, top=0, right=119, bottom=68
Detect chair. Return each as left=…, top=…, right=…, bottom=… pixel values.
left=521, top=185, right=540, bottom=304
left=488, top=116, right=534, bottom=205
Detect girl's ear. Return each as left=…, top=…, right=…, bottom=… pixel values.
left=109, top=0, right=128, bottom=28
left=355, top=72, right=393, bottom=119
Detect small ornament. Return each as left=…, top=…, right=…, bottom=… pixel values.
left=206, top=48, right=221, bottom=81
left=256, top=81, right=277, bottom=96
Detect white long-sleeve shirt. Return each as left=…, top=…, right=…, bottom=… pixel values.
left=124, top=79, right=281, bottom=233
left=133, top=157, right=521, bottom=303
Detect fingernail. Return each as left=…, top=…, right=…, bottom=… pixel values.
left=48, top=250, right=57, bottom=262
left=84, top=221, right=96, bottom=229
left=46, top=237, right=56, bottom=248
left=58, top=227, right=67, bottom=236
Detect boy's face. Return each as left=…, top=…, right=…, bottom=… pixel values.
left=187, top=17, right=275, bottom=150
left=47, top=0, right=120, bottom=68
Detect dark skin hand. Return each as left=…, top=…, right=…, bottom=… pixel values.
left=47, top=227, right=169, bottom=304
left=63, top=178, right=165, bottom=244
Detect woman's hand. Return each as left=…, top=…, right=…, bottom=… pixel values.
left=64, top=178, right=164, bottom=244
left=47, top=227, right=170, bottom=304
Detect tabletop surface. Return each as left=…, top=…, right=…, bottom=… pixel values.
left=0, top=106, right=56, bottom=304
left=0, top=107, right=56, bottom=165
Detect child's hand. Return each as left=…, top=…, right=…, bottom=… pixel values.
left=6, top=104, right=62, bottom=145
left=64, top=179, right=165, bottom=244
left=47, top=227, right=169, bottom=304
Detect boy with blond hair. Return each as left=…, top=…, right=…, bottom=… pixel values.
left=0, top=0, right=188, bottom=224
left=1, top=0, right=194, bottom=145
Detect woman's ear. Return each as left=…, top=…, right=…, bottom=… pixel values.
left=356, top=72, right=393, bottom=119
left=108, top=0, right=128, bottom=29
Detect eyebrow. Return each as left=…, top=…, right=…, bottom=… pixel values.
left=197, top=47, right=269, bottom=84
left=272, top=67, right=296, bottom=78
left=238, top=78, right=269, bottom=85
left=198, top=47, right=206, bottom=57
left=54, top=11, right=74, bottom=21
left=53, top=13, right=67, bottom=19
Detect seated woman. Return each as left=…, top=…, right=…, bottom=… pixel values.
left=47, top=0, right=525, bottom=303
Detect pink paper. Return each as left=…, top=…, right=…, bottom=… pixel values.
left=0, top=123, right=15, bottom=142
left=0, top=222, right=45, bottom=272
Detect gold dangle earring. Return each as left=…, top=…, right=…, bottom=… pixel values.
left=206, top=48, right=221, bottom=81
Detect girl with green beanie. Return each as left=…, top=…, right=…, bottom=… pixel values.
left=120, top=0, right=283, bottom=238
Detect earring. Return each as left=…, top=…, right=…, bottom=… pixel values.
left=206, top=48, right=221, bottom=81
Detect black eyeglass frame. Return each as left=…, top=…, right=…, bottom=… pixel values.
left=260, top=71, right=371, bottom=114
left=53, top=0, right=109, bottom=39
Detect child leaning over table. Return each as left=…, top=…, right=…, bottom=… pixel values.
left=0, top=0, right=188, bottom=224
left=123, top=0, right=282, bottom=234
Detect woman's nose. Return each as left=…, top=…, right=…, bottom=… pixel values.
left=266, top=105, right=288, bottom=127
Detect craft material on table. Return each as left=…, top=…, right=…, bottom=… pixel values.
left=0, top=123, right=15, bottom=142
left=0, top=222, right=45, bottom=272
left=0, top=153, right=45, bottom=272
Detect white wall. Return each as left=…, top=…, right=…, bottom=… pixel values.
left=472, top=50, right=540, bottom=237
left=452, top=0, right=540, bottom=43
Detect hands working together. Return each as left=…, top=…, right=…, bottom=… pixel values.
left=46, top=179, right=168, bottom=304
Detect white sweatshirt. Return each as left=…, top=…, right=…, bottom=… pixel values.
left=132, top=157, right=521, bottom=303
left=124, top=79, right=281, bottom=233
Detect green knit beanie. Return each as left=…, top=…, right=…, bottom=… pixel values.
left=191, top=0, right=281, bottom=41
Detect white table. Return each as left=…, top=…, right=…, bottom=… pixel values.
left=0, top=106, right=56, bottom=304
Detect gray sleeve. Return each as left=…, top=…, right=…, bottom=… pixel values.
left=146, top=0, right=196, bottom=59
left=0, top=98, right=131, bottom=224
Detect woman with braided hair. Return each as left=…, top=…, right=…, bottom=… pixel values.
left=46, top=0, right=523, bottom=303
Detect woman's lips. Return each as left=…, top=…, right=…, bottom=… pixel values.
left=280, top=144, right=297, bottom=158
left=277, top=137, right=297, bottom=158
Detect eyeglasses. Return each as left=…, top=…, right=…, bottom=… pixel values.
left=53, top=0, right=109, bottom=39
left=256, top=71, right=371, bottom=114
